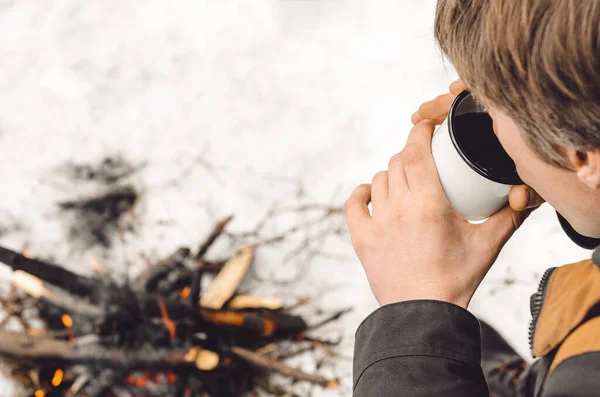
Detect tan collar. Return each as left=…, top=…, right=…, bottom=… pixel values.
left=533, top=259, right=600, bottom=357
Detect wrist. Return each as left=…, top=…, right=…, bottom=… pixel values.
left=377, top=289, right=471, bottom=309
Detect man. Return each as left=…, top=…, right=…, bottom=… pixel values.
left=345, top=1, right=600, bottom=396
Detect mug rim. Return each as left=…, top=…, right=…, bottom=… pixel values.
left=448, top=90, right=524, bottom=186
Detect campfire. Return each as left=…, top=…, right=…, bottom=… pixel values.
left=0, top=215, right=347, bottom=397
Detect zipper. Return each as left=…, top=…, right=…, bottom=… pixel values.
left=528, top=267, right=557, bottom=357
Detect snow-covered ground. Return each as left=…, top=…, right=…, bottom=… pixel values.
left=0, top=1, right=593, bottom=395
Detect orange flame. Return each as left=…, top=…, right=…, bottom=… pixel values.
left=157, top=298, right=177, bottom=340
left=166, top=371, right=177, bottom=384
left=34, top=391, right=45, bottom=397
left=51, top=369, right=64, bottom=387
left=179, top=287, right=191, bottom=300
left=62, top=315, right=73, bottom=328
left=62, top=314, right=76, bottom=343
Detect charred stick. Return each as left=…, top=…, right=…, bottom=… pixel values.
left=139, top=247, right=190, bottom=292
left=231, top=346, right=338, bottom=388
left=0, top=331, right=217, bottom=370
left=196, top=215, right=234, bottom=260
left=0, top=246, right=96, bottom=296
left=199, top=310, right=306, bottom=337
left=202, top=259, right=228, bottom=273
left=296, top=335, right=341, bottom=346
left=307, top=308, right=352, bottom=330
left=189, top=269, right=203, bottom=309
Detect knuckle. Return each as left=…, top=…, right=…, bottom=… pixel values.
left=434, top=94, right=446, bottom=104
left=388, top=152, right=404, bottom=167
left=343, top=199, right=353, bottom=212
left=343, top=197, right=359, bottom=213
left=372, top=170, right=388, bottom=181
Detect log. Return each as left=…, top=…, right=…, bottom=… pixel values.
left=0, top=331, right=218, bottom=371
left=200, top=245, right=255, bottom=310
left=199, top=310, right=306, bottom=337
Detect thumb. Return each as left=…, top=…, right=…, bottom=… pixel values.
left=509, top=184, right=545, bottom=211
left=480, top=204, right=534, bottom=249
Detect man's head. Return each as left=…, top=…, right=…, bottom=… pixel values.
left=435, top=0, right=600, bottom=238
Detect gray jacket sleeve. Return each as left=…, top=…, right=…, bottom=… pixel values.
left=353, top=300, right=489, bottom=397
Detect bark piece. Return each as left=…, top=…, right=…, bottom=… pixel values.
left=227, top=294, right=284, bottom=311
left=200, top=245, right=255, bottom=310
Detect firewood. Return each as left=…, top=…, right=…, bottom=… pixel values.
left=0, top=331, right=219, bottom=371
left=199, top=245, right=255, bottom=310
left=227, top=294, right=284, bottom=311
left=230, top=346, right=338, bottom=388
left=11, top=271, right=104, bottom=317
left=183, top=347, right=219, bottom=371
left=199, top=310, right=307, bottom=337
left=0, top=246, right=96, bottom=296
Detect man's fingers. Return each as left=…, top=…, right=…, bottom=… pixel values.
left=388, top=152, right=409, bottom=197
left=371, top=171, right=389, bottom=215
left=417, top=93, right=455, bottom=124
left=509, top=185, right=545, bottom=211
left=411, top=111, right=447, bottom=126
left=449, top=79, right=467, bottom=96
left=402, top=120, right=445, bottom=194
left=411, top=112, right=423, bottom=125
left=344, top=184, right=372, bottom=234
left=411, top=80, right=467, bottom=126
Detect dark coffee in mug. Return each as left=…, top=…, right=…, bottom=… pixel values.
left=452, top=113, right=521, bottom=185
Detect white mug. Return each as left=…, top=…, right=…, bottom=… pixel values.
left=431, top=91, right=523, bottom=221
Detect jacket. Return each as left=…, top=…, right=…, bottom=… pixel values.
left=353, top=245, right=600, bottom=396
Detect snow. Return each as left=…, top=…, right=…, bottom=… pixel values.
left=0, top=0, right=593, bottom=396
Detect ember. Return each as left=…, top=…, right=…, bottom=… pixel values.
left=0, top=215, right=347, bottom=397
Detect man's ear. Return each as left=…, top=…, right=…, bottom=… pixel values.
left=569, top=148, right=600, bottom=189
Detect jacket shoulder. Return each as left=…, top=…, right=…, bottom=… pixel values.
left=543, top=316, right=600, bottom=396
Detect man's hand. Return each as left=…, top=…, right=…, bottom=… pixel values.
left=412, top=80, right=545, bottom=211
left=344, top=80, right=543, bottom=309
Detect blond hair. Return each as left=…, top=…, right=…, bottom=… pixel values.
left=435, top=0, right=600, bottom=168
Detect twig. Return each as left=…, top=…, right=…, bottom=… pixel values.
left=307, top=308, right=352, bottom=331
left=230, top=346, right=338, bottom=388
left=196, top=215, right=234, bottom=260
